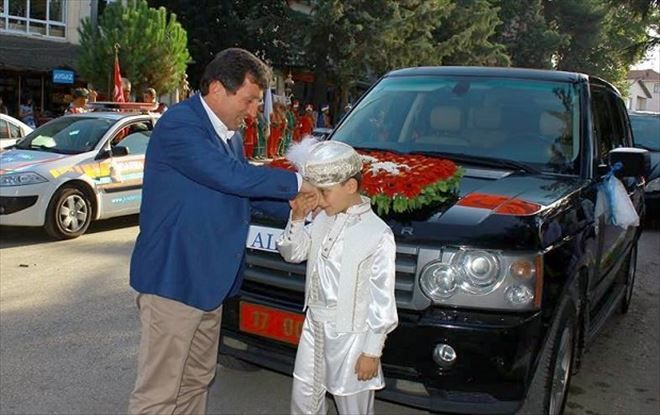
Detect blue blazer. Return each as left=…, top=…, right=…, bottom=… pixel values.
left=130, top=94, right=298, bottom=311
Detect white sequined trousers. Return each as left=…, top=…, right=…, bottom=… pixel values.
left=291, top=376, right=375, bottom=415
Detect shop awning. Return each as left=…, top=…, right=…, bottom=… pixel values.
left=0, top=34, right=80, bottom=73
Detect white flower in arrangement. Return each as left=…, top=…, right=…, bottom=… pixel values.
left=369, top=161, right=411, bottom=176
left=360, top=155, right=380, bottom=164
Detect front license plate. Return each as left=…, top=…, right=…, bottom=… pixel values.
left=239, top=302, right=304, bottom=345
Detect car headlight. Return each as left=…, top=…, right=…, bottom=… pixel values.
left=646, top=177, right=660, bottom=192
left=454, top=250, right=503, bottom=294
left=0, top=172, right=48, bottom=186
left=419, top=248, right=542, bottom=311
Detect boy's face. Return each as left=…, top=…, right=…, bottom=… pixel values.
left=317, top=178, right=358, bottom=216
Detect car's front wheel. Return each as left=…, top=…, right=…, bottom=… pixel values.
left=619, top=244, right=638, bottom=314
left=519, top=297, right=578, bottom=415
left=45, top=187, right=92, bottom=239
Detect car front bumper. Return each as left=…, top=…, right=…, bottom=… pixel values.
left=0, top=182, right=52, bottom=226
left=219, top=295, right=544, bottom=415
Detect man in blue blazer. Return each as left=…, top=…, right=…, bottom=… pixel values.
left=128, top=48, right=314, bottom=414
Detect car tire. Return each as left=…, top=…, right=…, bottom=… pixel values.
left=45, top=186, right=92, bottom=240
left=619, top=243, right=638, bottom=314
left=217, top=353, right=260, bottom=372
left=519, top=300, right=578, bottom=415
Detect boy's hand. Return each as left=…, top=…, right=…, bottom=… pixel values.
left=289, top=191, right=319, bottom=220
left=354, top=354, right=379, bottom=381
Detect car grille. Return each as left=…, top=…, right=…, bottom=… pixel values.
left=243, top=243, right=422, bottom=310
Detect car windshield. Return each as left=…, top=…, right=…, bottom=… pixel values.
left=333, top=75, right=581, bottom=174
left=14, top=116, right=115, bottom=154
left=630, top=114, right=660, bottom=151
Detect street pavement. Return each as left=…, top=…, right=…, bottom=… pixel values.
left=0, top=216, right=658, bottom=415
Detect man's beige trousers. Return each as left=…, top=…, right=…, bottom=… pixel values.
left=128, top=294, right=222, bottom=415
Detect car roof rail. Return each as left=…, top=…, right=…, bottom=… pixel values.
left=88, top=101, right=159, bottom=114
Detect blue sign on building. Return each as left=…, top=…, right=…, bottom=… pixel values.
left=52, top=69, right=75, bottom=84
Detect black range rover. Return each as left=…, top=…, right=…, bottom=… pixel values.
left=219, top=67, right=649, bottom=415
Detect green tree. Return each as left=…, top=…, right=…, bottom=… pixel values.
left=148, top=0, right=305, bottom=90
left=433, top=0, right=510, bottom=66
left=305, top=0, right=509, bottom=108
left=77, top=0, right=190, bottom=97
left=491, top=0, right=565, bottom=68
left=542, top=0, right=658, bottom=89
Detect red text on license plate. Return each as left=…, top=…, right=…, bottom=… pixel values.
left=239, top=302, right=305, bottom=345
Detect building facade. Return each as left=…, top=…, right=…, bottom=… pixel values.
left=0, top=0, right=95, bottom=123
left=626, top=69, right=660, bottom=113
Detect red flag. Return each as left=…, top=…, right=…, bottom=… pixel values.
left=113, top=55, right=125, bottom=102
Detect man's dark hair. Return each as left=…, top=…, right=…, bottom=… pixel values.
left=199, top=48, right=271, bottom=95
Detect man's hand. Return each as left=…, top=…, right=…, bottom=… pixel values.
left=355, top=354, right=380, bottom=381
left=289, top=191, right=319, bottom=221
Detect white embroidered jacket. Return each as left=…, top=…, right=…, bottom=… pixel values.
left=277, top=198, right=398, bottom=357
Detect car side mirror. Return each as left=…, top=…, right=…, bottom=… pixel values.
left=112, top=145, right=129, bottom=157
left=608, top=147, right=650, bottom=178
left=95, top=145, right=129, bottom=160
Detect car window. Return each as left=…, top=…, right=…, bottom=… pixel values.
left=630, top=114, right=660, bottom=151
left=333, top=76, right=581, bottom=174
left=15, top=117, right=115, bottom=154
left=591, top=86, right=626, bottom=162
left=108, top=121, right=153, bottom=155
left=0, top=120, right=8, bottom=139
left=8, top=121, right=21, bottom=138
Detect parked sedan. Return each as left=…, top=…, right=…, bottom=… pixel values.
left=629, top=111, right=660, bottom=215
left=0, top=113, right=33, bottom=149
left=0, top=112, right=158, bottom=239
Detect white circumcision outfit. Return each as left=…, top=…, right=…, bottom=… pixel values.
left=277, top=197, right=398, bottom=415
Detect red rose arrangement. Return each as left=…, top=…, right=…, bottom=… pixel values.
left=269, top=149, right=463, bottom=215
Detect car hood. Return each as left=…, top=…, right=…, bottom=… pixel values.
left=0, top=149, right=81, bottom=174
left=254, top=166, right=586, bottom=251
left=382, top=167, right=585, bottom=250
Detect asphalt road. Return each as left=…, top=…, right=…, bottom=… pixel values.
left=0, top=217, right=658, bottom=415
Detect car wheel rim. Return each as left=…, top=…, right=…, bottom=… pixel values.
left=58, top=195, right=88, bottom=233
left=549, top=325, right=573, bottom=415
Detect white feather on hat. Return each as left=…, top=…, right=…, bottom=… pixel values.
left=285, top=136, right=320, bottom=171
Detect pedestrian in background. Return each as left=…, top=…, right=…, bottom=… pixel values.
left=142, top=88, right=167, bottom=113
left=65, top=88, right=90, bottom=114
left=268, top=101, right=285, bottom=158
left=122, top=77, right=132, bottom=102
left=291, top=100, right=302, bottom=143
left=0, top=96, right=8, bottom=114
left=128, top=48, right=316, bottom=415
left=300, top=104, right=315, bottom=137
left=281, top=98, right=296, bottom=154
left=242, top=113, right=257, bottom=159
left=19, top=96, right=36, bottom=128
left=255, top=103, right=268, bottom=159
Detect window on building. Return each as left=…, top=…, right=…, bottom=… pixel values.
left=654, top=83, right=660, bottom=93
left=636, top=96, right=647, bottom=111
left=0, top=0, right=67, bottom=39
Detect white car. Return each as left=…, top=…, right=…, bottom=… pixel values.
left=0, top=111, right=159, bottom=239
left=0, top=113, right=33, bottom=149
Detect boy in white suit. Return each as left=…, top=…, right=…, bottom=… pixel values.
left=277, top=141, right=398, bottom=415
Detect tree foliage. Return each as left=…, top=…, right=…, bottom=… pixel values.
left=542, top=0, right=657, bottom=89
left=305, top=0, right=509, bottom=107
left=148, top=0, right=304, bottom=89
left=433, top=0, right=510, bottom=66
left=492, top=0, right=565, bottom=69
left=145, top=0, right=657, bottom=100
left=77, top=0, right=190, bottom=96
